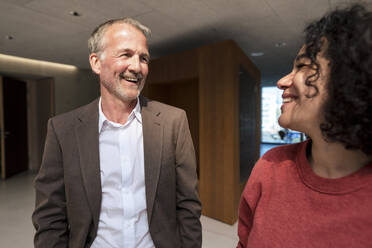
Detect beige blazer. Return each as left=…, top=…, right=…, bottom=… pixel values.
left=32, top=96, right=202, bottom=248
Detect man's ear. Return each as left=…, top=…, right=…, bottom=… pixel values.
left=89, top=53, right=101, bottom=75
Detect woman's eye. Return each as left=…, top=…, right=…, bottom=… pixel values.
left=296, top=63, right=307, bottom=69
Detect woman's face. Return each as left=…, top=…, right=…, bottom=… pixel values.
left=277, top=46, right=330, bottom=136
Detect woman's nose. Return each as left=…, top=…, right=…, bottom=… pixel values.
left=277, top=72, right=294, bottom=90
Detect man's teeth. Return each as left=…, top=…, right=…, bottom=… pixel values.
left=283, top=98, right=294, bottom=103
left=124, top=77, right=138, bottom=82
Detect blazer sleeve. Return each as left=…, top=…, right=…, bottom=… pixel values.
left=32, top=118, right=69, bottom=248
left=175, top=111, right=202, bottom=248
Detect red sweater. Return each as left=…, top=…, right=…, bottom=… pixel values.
left=237, top=141, right=372, bottom=248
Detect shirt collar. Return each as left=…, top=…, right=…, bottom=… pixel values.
left=98, top=97, right=106, bottom=133
left=98, top=97, right=142, bottom=133
left=132, top=97, right=142, bottom=124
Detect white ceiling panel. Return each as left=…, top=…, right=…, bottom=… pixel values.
left=83, top=0, right=153, bottom=19
left=135, top=11, right=185, bottom=42
left=264, top=0, right=331, bottom=34
left=330, top=0, right=372, bottom=9
left=1, top=0, right=35, bottom=5
left=1, top=0, right=371, bottom=84
left=0, top=1, right=89, bottom=37
left=141, top=0, right=219, bottom=32
left=25, top=0, right=153, bottom=20
left=199, top=0, right=273, bottom=19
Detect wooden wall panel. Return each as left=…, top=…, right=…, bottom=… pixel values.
left=168, top=80, right=200, bottom=171
left=198, top=40, right=240, bottom=224
left=144, top=79, right=200, bottom=173
left=234, top=42, right=260, bottom=80
left=144, top=40, right=260, bottom=225
left=147, top=49, right=198, bottom=84
left=143, top=82, right=171, bottom=104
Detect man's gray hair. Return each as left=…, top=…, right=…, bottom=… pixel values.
left=88, top=17, right=151, bottom=55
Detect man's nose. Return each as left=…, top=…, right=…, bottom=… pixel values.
left=128, top=55, right=141, bottom=73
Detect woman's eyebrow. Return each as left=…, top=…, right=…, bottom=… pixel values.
left=295, top=54, right=308, bottom=62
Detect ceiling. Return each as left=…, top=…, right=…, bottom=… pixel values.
left=0, top=0, right=371, bottom=86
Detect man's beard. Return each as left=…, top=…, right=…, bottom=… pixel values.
left=101, top=76, right=144, bottom=103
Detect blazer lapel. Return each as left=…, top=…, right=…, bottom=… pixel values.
left=75, top=99, right=101, bottom=229
left=140, top=96, right=163, bottom=223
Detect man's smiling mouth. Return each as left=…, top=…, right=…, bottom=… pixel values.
left=120, top=73, right=142, bottom=83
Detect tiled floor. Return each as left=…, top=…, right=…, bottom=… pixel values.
left=0, top=172, right=35, bottom=248
left=0, top=172, right=238, bottom=247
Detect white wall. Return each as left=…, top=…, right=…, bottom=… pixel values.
left=0, top=53, right=99, bottom=115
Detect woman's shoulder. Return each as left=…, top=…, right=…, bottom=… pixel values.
left=250, top=141, right=308, bottom=176
left=245, top=141, right=309, bottom=190
left=260, top=141, right=307, bottom=164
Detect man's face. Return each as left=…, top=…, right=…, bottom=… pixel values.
left=91, top=23, right=150, bottom=103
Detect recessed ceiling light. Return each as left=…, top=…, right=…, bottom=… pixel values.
left=5, top=35, right=14, bottom=40
left=275, top=42, right=287, bottom=47
left=69, top=11, right=81, bottom=17
left=251, top=52, right=264, bottom=57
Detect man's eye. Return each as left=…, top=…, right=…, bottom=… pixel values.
left=141, top=57, right=150, bottom=64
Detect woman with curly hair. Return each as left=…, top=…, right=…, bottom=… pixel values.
left=237, top=4, right=372, bottom=248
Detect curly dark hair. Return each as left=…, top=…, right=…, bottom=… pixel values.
left=302, top=4, right=372, bottom=155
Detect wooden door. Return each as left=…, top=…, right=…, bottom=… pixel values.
left=0, top=76, right=28, bottom=179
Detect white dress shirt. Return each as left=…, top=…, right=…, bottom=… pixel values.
left=91, top=98, right=155, bottom=248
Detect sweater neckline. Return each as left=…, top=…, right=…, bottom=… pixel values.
left=296, top=140, right=372, bottom=194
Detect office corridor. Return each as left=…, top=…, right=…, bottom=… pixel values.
left=0, top=172, right=238, bottom=248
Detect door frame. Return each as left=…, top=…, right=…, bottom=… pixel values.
left=0, top=74, right=55, bottom=179
left=0, top=76, right=5, bottom=179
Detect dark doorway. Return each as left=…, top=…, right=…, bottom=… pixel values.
left=239, top=66, right=258, bottom=183
left=1, top=76, right=28, bottom=179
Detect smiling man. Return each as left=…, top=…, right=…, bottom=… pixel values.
left=32, top=18, right=202, bottom=248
